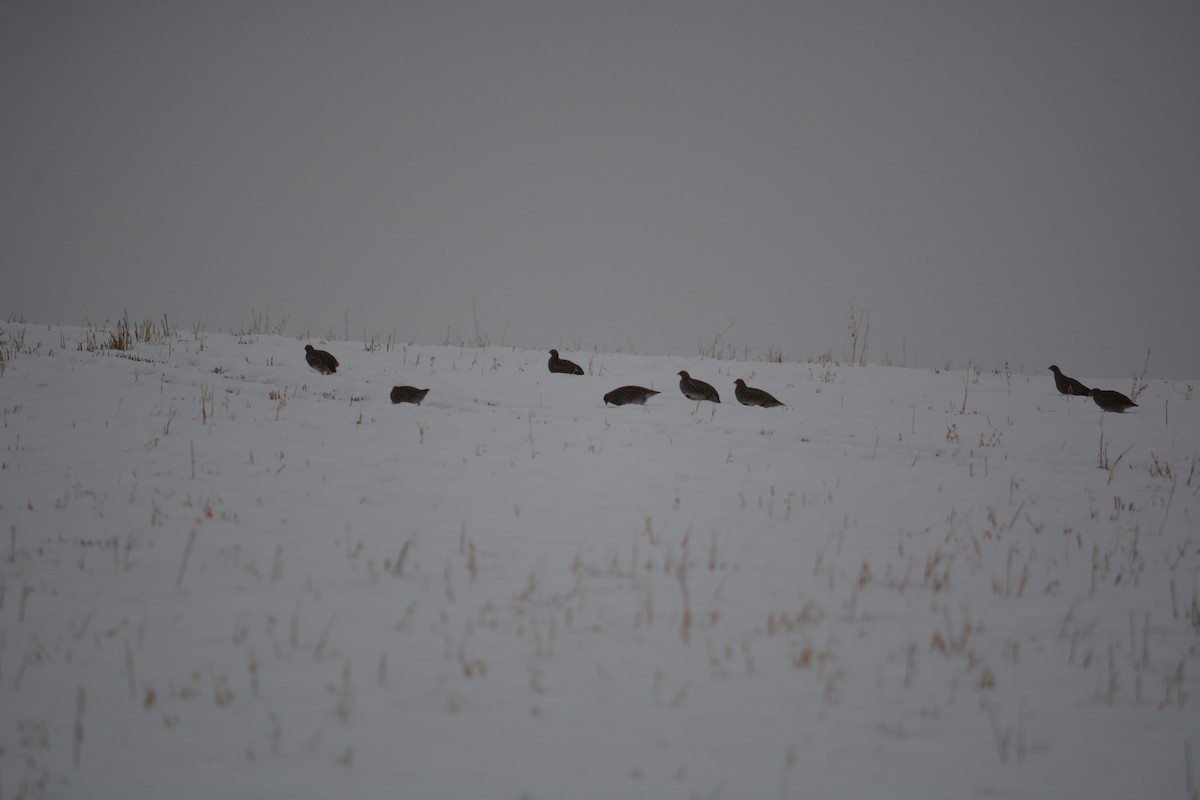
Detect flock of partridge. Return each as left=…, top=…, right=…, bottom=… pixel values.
left=305, top=344, right=1137, bottom=413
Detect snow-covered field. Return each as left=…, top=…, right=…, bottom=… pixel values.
left=1, top=319, right=1197, bottom=800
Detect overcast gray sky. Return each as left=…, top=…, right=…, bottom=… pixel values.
left=3, top=1, right=1198, bottom=379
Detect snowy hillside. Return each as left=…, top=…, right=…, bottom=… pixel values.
left=1, top=319, right=1197, bottom=799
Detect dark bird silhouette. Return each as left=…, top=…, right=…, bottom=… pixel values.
left=548, top=349, right=584, bottom=375
left=603, top=386, right=660, bottom=406
left=677, top=371, right=720, bottom=403
left=390, top=386, right=430, bottom=405
left=1048, top=365, right=1090, bottom=397
left=304, top=344, right=339, bottom=375
left=1089, top=387, right=1137, bottom=413
left=734, top=379, right=785, bottom=407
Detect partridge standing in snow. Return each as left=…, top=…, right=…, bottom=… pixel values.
left=548, top=349, right=584, bottom=375
left=305, top=344, right=339, bottom=375
left=1048, top=365, right=1090, bottom=397
left=390, top=386, right=430, bottom=405
left=603, top=386, right=660, bottom=406
left=734, top=379, right=785, bottom=407
left=677, top=371, right=721, bottom=409
left=1089, top=387, right=1138, bottom=412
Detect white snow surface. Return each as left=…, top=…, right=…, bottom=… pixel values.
left=1, top=321, right=1198, bottom=800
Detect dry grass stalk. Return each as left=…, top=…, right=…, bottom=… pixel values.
left=391, top=534, right=415, bottom=577
left=677, top=534, right=693, bottom=645
left=175, top=528, right=198, bottom=587
left=779, top=743, right=798, bottom=800
left=1186, top=738, right=1198, bottom=800
left=73, top=686, right=86, bottom=767
left=847, top=304, right=869, bottom=366
left=1130, top=349, right=1150, bottom=402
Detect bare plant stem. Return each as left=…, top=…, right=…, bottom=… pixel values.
left=1187, top=738, right=1197, bottom=799
left=779, top=742, right=798, bottom=800
left=73, top=686, right=86, bottom=767
left=176, top=528, right=198, bottom=587
left=961, top=361, right=972, bottom=414
left=847, top=304, right=869, bottom=366
left=392, top=534, right=415, bottom=577
left=1131, top=349, right=1151, bottom=402
left=124, top=637, right=136, bottom=698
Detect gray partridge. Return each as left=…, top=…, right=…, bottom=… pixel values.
left=677, top=371, right=720, bottom=403
left=304, top=344, right=339, bottom=375
left=548, top=349, right=584, bottom=375
left=1089, top=387, right=1137, bottom=412
left=1048, top=365, right=1090, bottom=397
left=390, top=386, right=429, bottom=405
left=603, top=386, right=660, bottom=406
left=734, top=379, right=784, bottom=407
